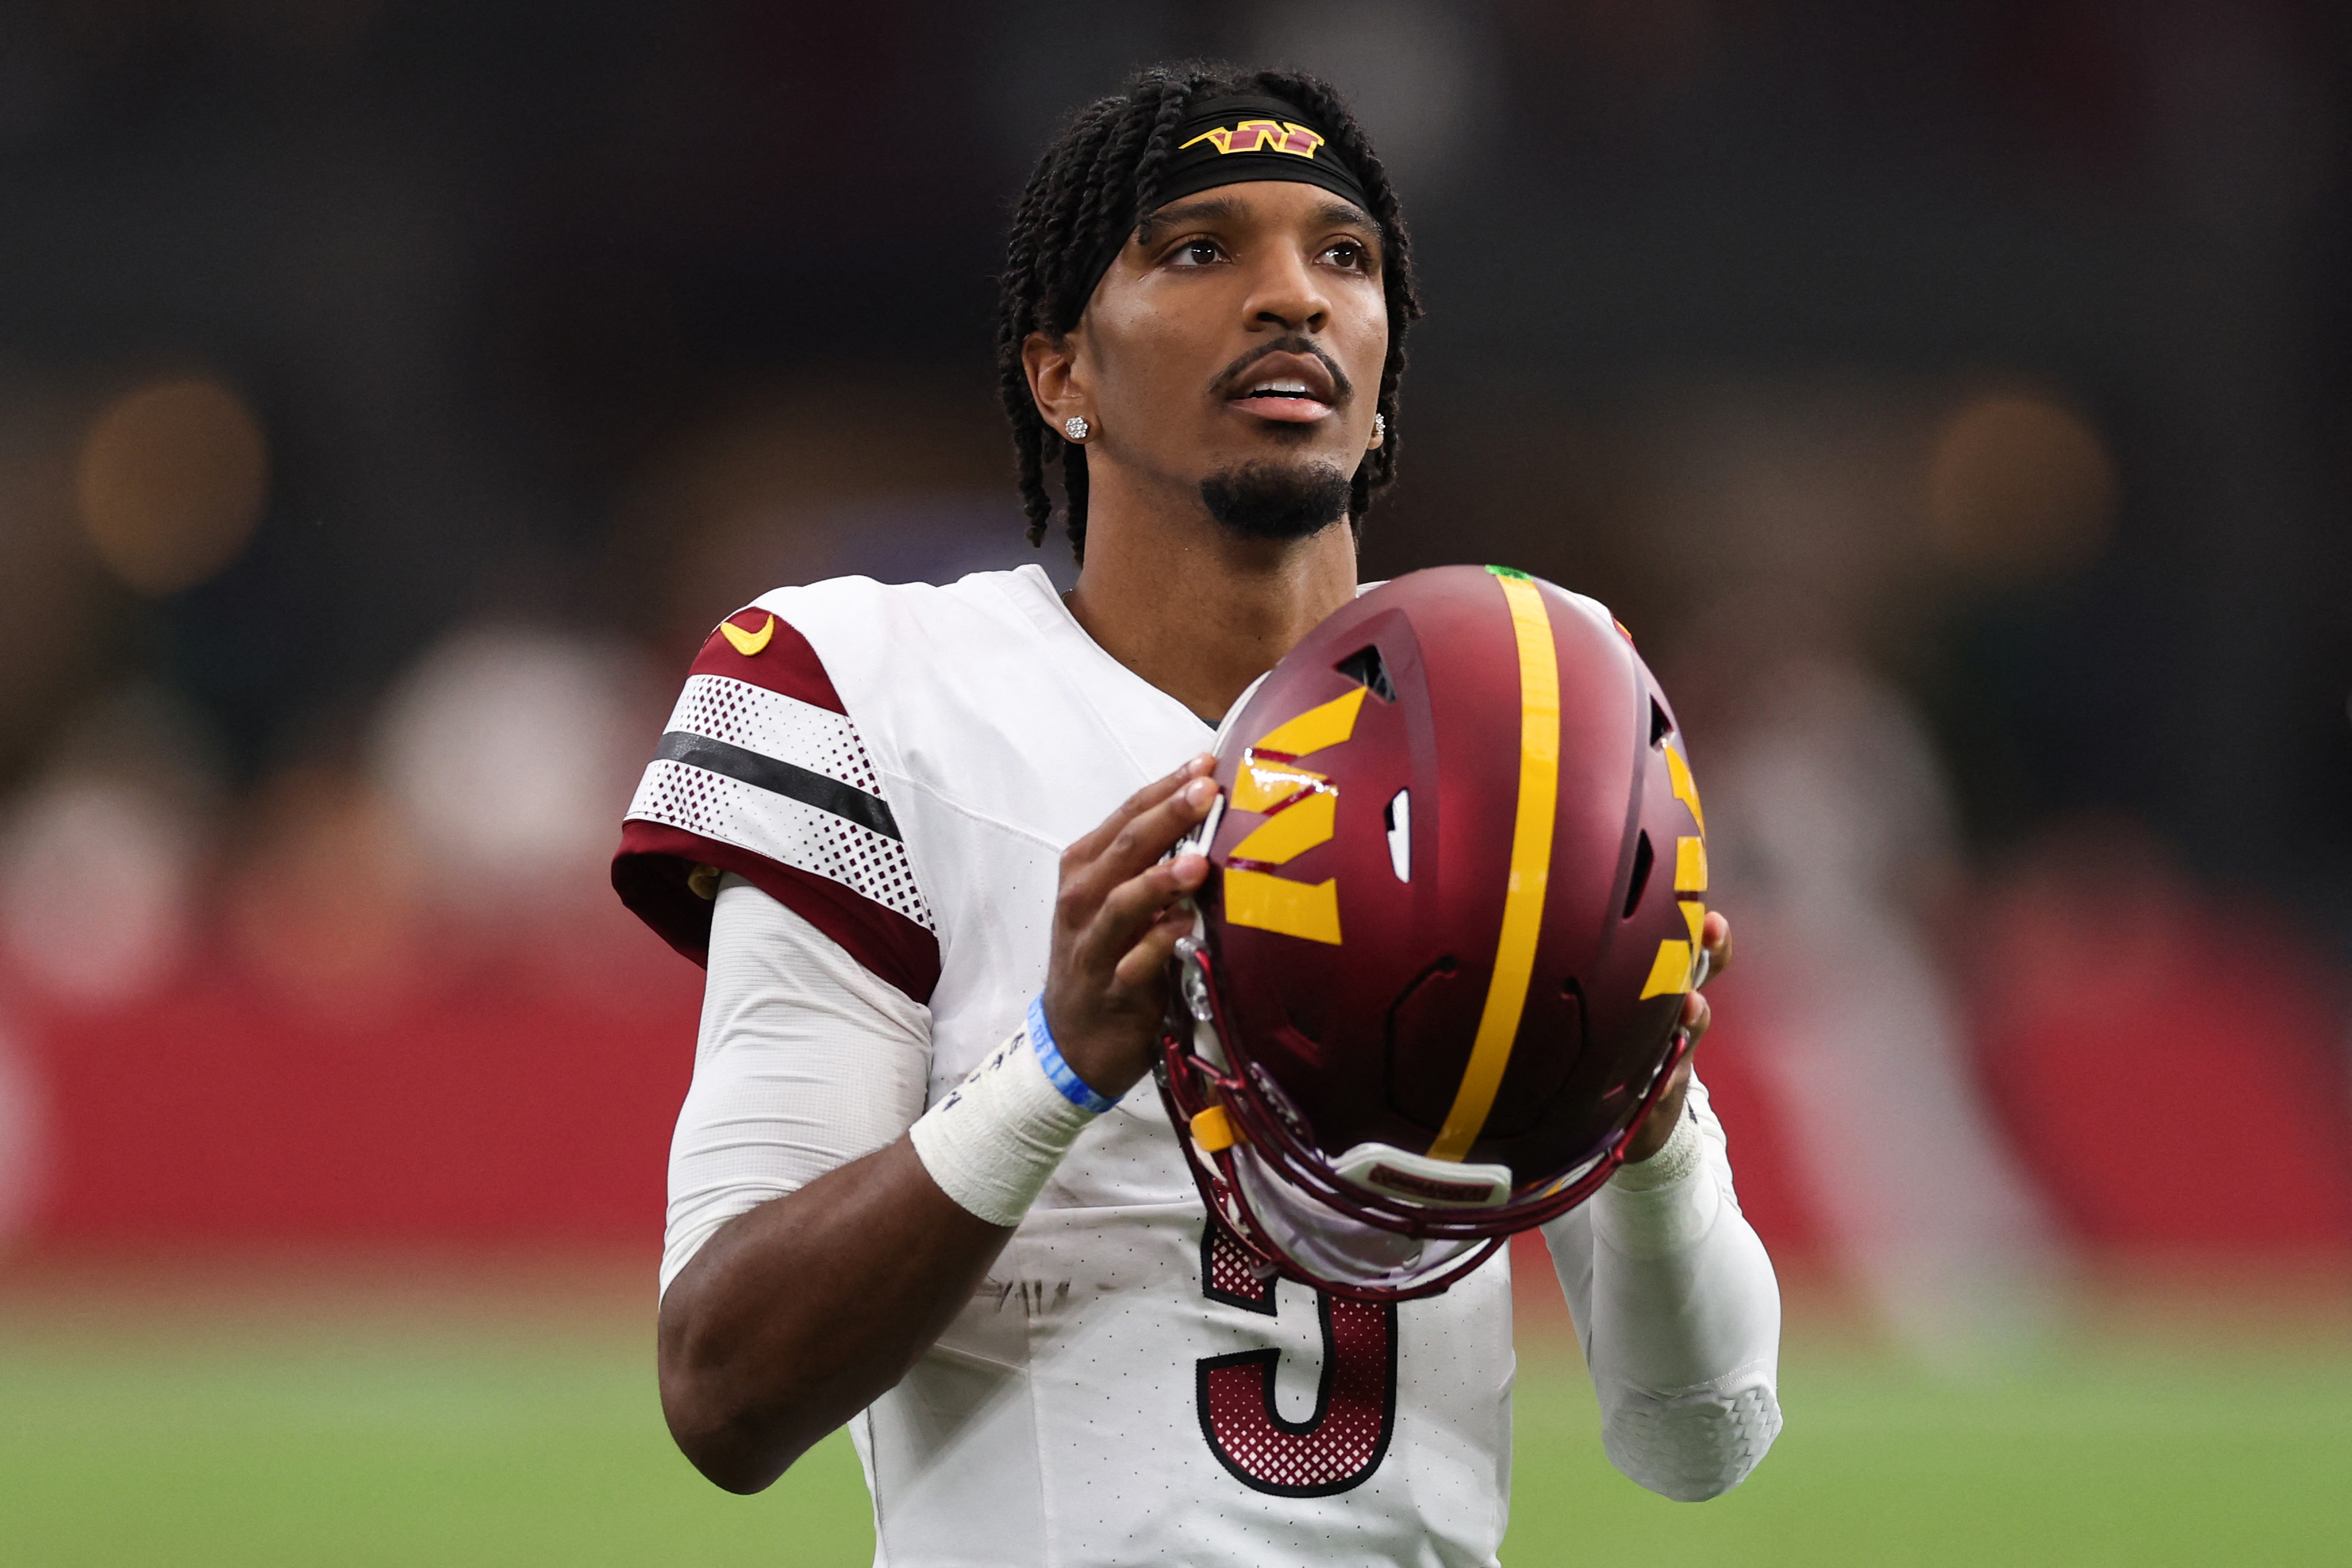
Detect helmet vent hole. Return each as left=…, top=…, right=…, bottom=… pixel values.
left=1336, top=644, right=1397, bottom=703
left=1622, top=830, right=1655, bottom=919
left=1649, top=698, right=1674, bottom=747
left=1383, top=788, right=1411, bottom=882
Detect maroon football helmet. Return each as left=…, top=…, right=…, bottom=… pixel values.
left=1157, top=565, right=1711, bottom=1300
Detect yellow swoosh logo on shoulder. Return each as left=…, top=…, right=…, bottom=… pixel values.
left=719, top=613, right=775, bottom=657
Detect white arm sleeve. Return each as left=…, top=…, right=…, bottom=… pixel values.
left=660, top=874, right=932, bottom=1296
left=1540, top=1074, right=1784, bottom=1500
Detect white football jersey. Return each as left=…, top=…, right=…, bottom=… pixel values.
left=619, top=565, right=1518, bottom=1565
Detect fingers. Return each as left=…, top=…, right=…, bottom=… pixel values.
left=1113, top=895, right=1200, bottom=987
left=1103, top=774, right=1218, bottom=880
left=1119, top=752, right=1218, bottom=819
left=1080, top=849, right=1208, bottom=980
left=1064, top=755, right=1215, bottom=867
left=1676, top=915, right=1723, bottom=1082
left=1663, top=1056, right=1693, bottom=1100
left=1622, top=1055, right=1693, bottom=1163
left=1038, top=755, right=1220, bottom=1098
left=1699, top=909, right=1733, bottom=982
left=1678, top=988, right=1713, bottom=1047
left=1063, top=774, right=1219, bottom=938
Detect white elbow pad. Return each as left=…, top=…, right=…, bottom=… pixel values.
left=1602, top=1377, right=1783, bottom=1502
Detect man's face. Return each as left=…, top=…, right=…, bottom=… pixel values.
left=1043, top=179, right=1389, bottom=537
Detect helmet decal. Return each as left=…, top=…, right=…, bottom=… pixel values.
left=1638, top=897, right=1710, bottom=998
left=1638, top=741, right=1711, bottom=1000
left=1251, top=684, right=1368, bottom=759
left=1228, top=789, right=1336, bottom=865
left=1426, top=568, right=1561, bottom=1161
left=1663, top=736, right=1706, bottom=834
left=1224, top=869, right=1343, bottom=944
left=1229, top=759, right=1328, bottom=815
left=1222, top=685, right=1368, bottom=946
left=1676, top=832, right=1708, bottom=894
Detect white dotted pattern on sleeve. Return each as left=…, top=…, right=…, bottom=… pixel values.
left=624, top=676, right=932, bottom=930
left=666, top=674, right=880, bottom=794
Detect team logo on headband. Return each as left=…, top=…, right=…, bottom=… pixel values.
left=1180, top=119, right=1326, bottom=159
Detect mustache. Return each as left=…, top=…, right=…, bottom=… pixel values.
left=1209, top=336, right=1353, bottom=403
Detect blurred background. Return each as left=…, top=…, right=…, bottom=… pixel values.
left=1, top=1, right=2348, bottom=1563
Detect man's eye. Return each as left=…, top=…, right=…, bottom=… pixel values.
left=1171, top=239, right=1222, bottom=266
left=1324, top=241, right=1369, bottom=270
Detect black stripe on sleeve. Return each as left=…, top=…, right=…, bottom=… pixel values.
left=654, top=731, right=903, bottom=842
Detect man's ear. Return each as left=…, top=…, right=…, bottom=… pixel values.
left=1023, top=328, right=1088, bottom=431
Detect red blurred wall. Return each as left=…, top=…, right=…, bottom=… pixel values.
left=9, top=869, right=2348, bottom=1269
left=11, top=934, right=701, bottom=1246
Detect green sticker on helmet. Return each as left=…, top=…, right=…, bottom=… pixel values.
left=1484, top=564, right=1532, bottom=580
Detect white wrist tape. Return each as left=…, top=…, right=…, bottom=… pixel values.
left=1610, top=1104, right=1705, bottom=1192
left=1597, top=1107, right=1719, bottom=1260
left=909, top=1025, right=1098, bottom=1228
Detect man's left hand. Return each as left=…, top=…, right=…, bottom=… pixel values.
left=1620, top=909, right=1732, bottom=1165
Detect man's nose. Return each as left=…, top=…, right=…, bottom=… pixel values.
left=1245, top=247, right=1330, bottom=334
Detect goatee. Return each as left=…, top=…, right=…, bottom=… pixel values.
left=1199, top=459, right=1351, bottom=542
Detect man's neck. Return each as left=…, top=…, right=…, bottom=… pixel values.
left=1061, top=474, right=1358, bottom=724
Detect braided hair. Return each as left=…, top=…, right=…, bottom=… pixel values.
left=995, top=63, right=1422, bottom=558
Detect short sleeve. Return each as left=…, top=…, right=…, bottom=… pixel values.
left=611, top=605, right=943, bottom=1002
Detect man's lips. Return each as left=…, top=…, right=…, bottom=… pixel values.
left=1222, top=351, right=1341, bottom=424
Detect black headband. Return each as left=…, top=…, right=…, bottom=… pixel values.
left=1075, top=95, right=1371, bottom=310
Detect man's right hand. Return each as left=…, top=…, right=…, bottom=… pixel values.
left=659, top=753, right=1222, bottom=1493
left=1040, top=754, right=1220, bottom=1101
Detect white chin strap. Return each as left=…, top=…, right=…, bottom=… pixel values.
left=1231, top=1140, right=1488, bottom=1294
left=1329, top=1142, right=1514, bottom=1209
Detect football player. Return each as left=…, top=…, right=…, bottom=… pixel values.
left=615, top=64, right=1780, bottom=1565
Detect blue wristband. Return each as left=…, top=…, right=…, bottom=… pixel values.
left=1028, top=994, right=1118, bottom=1115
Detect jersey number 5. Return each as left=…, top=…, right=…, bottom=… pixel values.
left=1196, top=1220, right=1399, bottom=1496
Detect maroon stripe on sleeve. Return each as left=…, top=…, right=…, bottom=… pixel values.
left=612, top=819, right=942, bottom=1003
left=691, top=609, right=844, bottom=713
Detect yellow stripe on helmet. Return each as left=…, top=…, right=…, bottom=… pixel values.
left=1429, top=570, right=1561, bottom=1161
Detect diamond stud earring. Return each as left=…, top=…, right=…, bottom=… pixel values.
left=1064, top=415, right=1091, bottom=442
left=1371, top=413, right=1386, bottom=446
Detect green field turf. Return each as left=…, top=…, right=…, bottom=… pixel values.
left=2, top=1279, right=2347, bottom=1566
